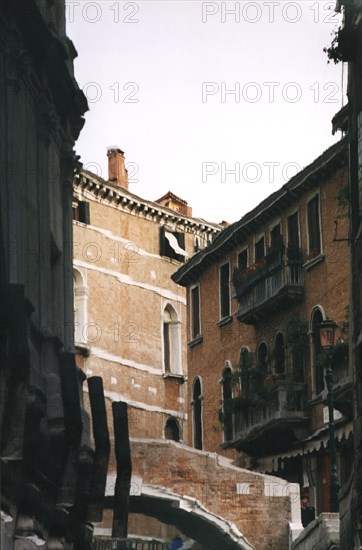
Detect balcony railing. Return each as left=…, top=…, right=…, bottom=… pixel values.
left=233, top=383, right=309, bottom=453
left=234, top=257, right=304, bottom=324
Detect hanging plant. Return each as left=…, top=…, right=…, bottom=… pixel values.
left=286, top=314, right=308, bottom=346
left=324, top=28, right=344, bottom=64
left=324, top=25, right=357, bottom=64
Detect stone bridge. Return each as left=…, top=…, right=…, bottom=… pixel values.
left=104, top=439, right=303, bottom=550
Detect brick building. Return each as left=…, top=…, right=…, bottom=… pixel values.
left=72, top=149, right=220, bottom=542
left=73, top=148, right=219, bottom=443
left=172, top=138, right=352, bottom=519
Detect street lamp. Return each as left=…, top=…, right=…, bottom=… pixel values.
left=319, top=319, right=339, bottom=513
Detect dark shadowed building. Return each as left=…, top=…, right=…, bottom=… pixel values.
left=0, top=1, right=110, bottom=548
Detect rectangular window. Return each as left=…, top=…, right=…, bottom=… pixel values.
left=287, top=212, right=300, bottom=249
left=73, top=200, right=90, bottom=224
left=163, top=323, right=170, bottom=372
left=255, top=236, right=265, bottom=262
left=191, top=286, right=201, bottom=339
left=287, top=211, right=301, bottom=262
left=219, top=263, right=230, bottom=319
left=237, top=249, right=248, bottom=272
left=307, top=195, right=321, bottom=257
left=160, top=227, right=187, bottom=263
left=270, top=223, right=282, bottom=250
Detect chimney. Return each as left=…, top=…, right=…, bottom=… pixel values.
left=107, top=147, right=128, bottom=189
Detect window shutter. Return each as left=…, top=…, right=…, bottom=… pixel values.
left=307, top=196, right=321, bottom=255
left=79, top=201, right=90, bottom=224
left=174, top=231, right=186, bottom=263
left=160, top=226, right=166, bottom=256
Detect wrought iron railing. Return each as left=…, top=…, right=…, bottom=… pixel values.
left=233, top=383, right=307, bottom=440
left=236, top=263, right=304, bottom=319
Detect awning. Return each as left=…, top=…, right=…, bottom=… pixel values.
left=165, top=231, right=188, bottom=257
left=254, top=421, right=353, bottom=473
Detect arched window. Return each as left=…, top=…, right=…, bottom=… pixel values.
left=163, top=304, right=182, bottom=374
left=311, top=308, right=324, bottom=394
left=73, top=268, right=88, bottom=345
left=192, top=377, right=203, bottom=450
left=222, top=366, right=233, bottom=442
left=257, top=342, right=268, bottom=375
left=274, top=333, right=286, bottom=376
left=164, top=417, right=181, bottom=442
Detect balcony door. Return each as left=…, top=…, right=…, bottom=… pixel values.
left=287, top=211, right=300, bottom=262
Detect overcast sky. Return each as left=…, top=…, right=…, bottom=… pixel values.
left=67, top=1, right=345, bottom=223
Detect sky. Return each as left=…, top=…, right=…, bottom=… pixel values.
left=66, top=1, right=346, bottom=224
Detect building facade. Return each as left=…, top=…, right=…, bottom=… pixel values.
left=72, top=150, right=220, bottom=542
left=173, top=138, right=352, bottom=519
left=73, top=148, right=220, bottom=445
left=0, top=1, right=109, bottom=549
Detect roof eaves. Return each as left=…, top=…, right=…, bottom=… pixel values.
left=172, top=138, right=347, bottom=287
left=75, top=169, right=221, bottom=231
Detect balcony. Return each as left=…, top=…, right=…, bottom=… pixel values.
left=232, top=382, right=310, bottom=456
left=233, top=251, right=304, bottom=324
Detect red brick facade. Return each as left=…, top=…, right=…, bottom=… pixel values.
left=173, top=139, right=353, bottom=517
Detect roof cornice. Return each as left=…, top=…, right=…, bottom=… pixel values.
left=73, top=169, right=221, bottom=234
left=172, top=138, right=348, bottom=287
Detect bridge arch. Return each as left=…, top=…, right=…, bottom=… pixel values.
left=105, top=484, right=254, bottom=550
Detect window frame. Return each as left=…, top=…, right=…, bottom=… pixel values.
left=190, top=284, right=201, bottom=341
left=73, top=199, right=90, bottom=224
left=160, top=226, right=187, bottom=263
left=306, top=193, right=323, bottom=259
left=192, top=376, right=203, bottom=450
left=286, top=209, right=301, bottom=261
left=273, top=332, right=286, bottom=377
left=269, top=220, right=282, bottom=251
left=162, top=303, right=182, bottom=375
left=254, top=234, right=265, bottom=263
left=221, top=364, right=233, bottom=443
left=237, top=247, right=248, bottom=273
left=219, top=261, right=231, bottom=321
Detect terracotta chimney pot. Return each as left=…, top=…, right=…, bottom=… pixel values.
left=107, top=147, right=128, bottom=189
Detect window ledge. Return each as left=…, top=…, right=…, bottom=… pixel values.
left=188, top=335, right=203, bottom=348
left=303, top=253, right=325, bottom=271
left=217, top=315, right=233, bottom=328
left=163, top=373, right=187, bottom=382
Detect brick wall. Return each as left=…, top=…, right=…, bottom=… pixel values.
left=119, top=439, right=297, bottom=550
left=185, top=163, right=350, bottom=454
left=73, top=176, right=218, bottom=444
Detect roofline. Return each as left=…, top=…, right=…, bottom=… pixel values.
left=155, top=190, right=189, bottom=206
left=74, top=168, right=221, bottom=233
left=172, top=138, right=348, bottom=286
